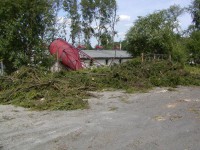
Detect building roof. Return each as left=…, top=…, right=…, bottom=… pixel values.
left=80, top=50, right=132, bottom=59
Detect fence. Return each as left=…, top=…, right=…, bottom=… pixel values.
left=141, top=53, right=171, bottom=62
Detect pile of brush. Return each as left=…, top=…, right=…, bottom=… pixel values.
left=0, top=67, right=89, bottom=110
left=0, top=59, right=199, bottom=110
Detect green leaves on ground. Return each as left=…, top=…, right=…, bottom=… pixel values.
left=0, top=67, right=89, bottom=110
left=0, top=59, right=199, bottom=110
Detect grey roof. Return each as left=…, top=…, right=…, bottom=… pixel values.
left=80, top=50, right=132, bottom=59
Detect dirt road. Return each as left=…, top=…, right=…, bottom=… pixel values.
left=0, top=86, right=200, bottom=150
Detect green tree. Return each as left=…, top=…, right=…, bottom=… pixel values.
left=189, top=0, right=200, bottom=30
left=80, top=0, right=95, bottom=48
left=186, top=30, right=200, bottom=64
left=100, top=33, right=112, bottom=49
left=63, top=0, right=81, bottom=45
left=0, top=0, right=60, bottom=73
left=121, top=40, right=128, bottom=50
left=63, top=0, right=117, bottom=48
left=184, top=0, right=200, bottom=64
left=93, top=0, right=117, bottom=47
left=125, top=5, right=184, bottom=57
left=107, top=0, right=118, bottom=49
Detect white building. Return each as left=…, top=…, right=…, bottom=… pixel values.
left=80, top=50, right=132, bottom=68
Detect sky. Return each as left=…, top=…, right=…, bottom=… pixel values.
left=58, top=0, right=193, bottom=46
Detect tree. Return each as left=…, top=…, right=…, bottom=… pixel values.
left=80, top=0, right=95, bottom=48
left=63, top=0, right=118, bottom=48
left=186, top=30, right=200, bottom=64
left=63, top=0, right=81, bottom=45
left=93, top=0, right=117, bottom=46
left=125, top=5, right=184, bottom=56
left=100, top=33, right=112, bottom=49
left=0, top=0, right=60, bottom=73
left=189, top=0, right=200, bottom=30
left=109, top=0, right=119, bottom=48
left=184, top=0, right=200, bottom=64
left=121, top=40, right=128, bottom=50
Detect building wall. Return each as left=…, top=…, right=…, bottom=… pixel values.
left=81, top=58, right=131, bottom=68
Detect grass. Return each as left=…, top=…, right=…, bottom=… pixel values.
left=184, top=65, right=200, bottom=75
left=0, top=58, right=199, bottom=110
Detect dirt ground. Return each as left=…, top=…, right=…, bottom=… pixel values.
left=0, top=86, right=200, bottom=150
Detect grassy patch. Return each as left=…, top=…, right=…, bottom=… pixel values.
left=184, top=65, right=200, bottom=75
left=0, top=59, right=199, bottom=110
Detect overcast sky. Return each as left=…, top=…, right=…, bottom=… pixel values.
left=116, top=0, right=193, bottom=42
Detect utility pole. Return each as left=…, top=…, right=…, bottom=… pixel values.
left=120, top=39, right=122, bottom=50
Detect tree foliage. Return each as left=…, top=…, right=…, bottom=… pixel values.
left=189, top=0, right=200, bottom=30
left=125, top=5, right=184, bottom=57
left=63, top=0, right=118, bottom=48
left=185, top=0, right=200, bottom=64
left=93, top=0, right=118, bottom=46
left=80, top=0, right=95, bottom=48
left=109, top=0, right=118, bottom=48
left=186, top=30, right=200, bottom=64
left=0, top=0, right=118, bottom=73
left=63, top=0, right=81, bottom=45
left=0, top=0, right=61, bottom=73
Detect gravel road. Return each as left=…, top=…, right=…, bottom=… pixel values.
left=0, top=86, right=200, bottom=150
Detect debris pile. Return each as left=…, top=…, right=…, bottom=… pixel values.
left=0, top=67, right=89, bottom=110
left=0, top=59, right=199, bottom=110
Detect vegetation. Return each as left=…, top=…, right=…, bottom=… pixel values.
left=63, top=0, right=81, bottom=45
left=186, top=30, right=200, bottom=64
left=0, top=0, right=61, bottom=73
left=0, top=59, right=199, bottom=110
left=185, top=0, right=200, bottom=64
left=0, top=0, right=199, bottom=111
left=1, top=0, right=199, bottom=74
left=0, top=67, right=89, bottom=110
left=0, top=0, right=118, bottom=74
left=124, top=1, right=200, bottom=64
left=189, top=0, right=200, bottom=30
left=61, top=0, right=118, bottom=48
left=125, top=5, right=184, bottom=56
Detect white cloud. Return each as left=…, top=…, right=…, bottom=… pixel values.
left=119, top=15, right=131, bottom=21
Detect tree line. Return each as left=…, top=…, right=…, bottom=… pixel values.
left=0, top=0, right=199, bottom=74
left=62, top=0, right=118, bottom=48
